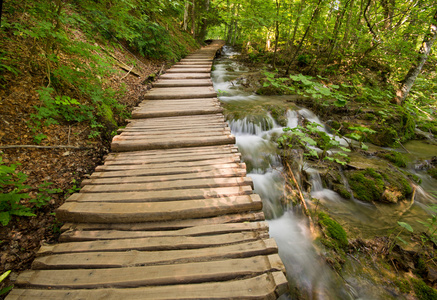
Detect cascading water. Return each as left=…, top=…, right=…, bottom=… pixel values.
left=212, top=46, right=437, bottom=299
left=212, top=46, right=356, bottom=299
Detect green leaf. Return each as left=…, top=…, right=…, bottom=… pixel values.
left=0, top=270, right=11, bottom=282
left=0, top=212, right=11, bottom=226
left=396, top=236, right=409, bottom=245
left=398, top=221, right=413, bottom=233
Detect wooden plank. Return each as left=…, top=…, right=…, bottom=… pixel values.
left=118, top=124, right=228, bottom=133
left=115, top=130, right=231, bottom=140
left=32, top=239, right=279, bottom=269
left=96, top=158, right=240, bottom=172
left=89, top=163, right=246, bottom=178
left=66, top=186, right=254, bottom=203
left=111, top=135, right=236, bottom=151
left=60, top=222, right=268, bottom=241
left=80, top=177, right=253, bottom=193
left=37, top=231, right=267, bottom=255
left=82, top=171, right=246, bottom=187
left=132, top=108, right=223, bottom=118
left=103, top=152, right=241, bottom=164
left=165, top=68, right=212, bottom=73
left=56, top=194, right=262, bottom=223
left=105, top=145, right=238, bottom=157
left=159, top=73, right=211, bottom=79
left=7, top=272, right=287, bottom=300
left=16, top=255, right=284, bottom=289
left=60, top=212, right=266, bottom=232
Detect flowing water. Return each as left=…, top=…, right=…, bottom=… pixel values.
left=212, top=46, right=437, bottom=299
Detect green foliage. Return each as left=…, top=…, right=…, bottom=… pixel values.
left=0, top=270, right=13, bottom=296
left=417, top=205, right=437, bottom=245
left=346, top=126, right=376, bottom=150
left=412, top=278, right=437, bottom=300
left=0, top=156, right=61, bottom=226
left=278, top=122, right=350, bottom=165
left=318, top=212, right=348, bottom=248
left=0, top=157, right=34, bottom=226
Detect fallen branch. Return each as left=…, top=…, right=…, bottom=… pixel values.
left=121, top=65, right=135, bottom=80
left=285, top=161, right=315, bottom=232
left=0, top=145, right=93, bottom=150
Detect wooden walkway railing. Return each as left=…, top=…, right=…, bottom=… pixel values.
left=7, top=40, right=288, bottom=299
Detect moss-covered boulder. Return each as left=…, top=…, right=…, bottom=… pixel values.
left=318, top=212, right=348, bottom=249
left=345, top=167, right=412, bottom=203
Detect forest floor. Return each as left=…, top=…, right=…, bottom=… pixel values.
left=0, top=41, right=176, bottom=293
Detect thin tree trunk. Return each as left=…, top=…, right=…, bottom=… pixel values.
left=192, top=0, right=196, bottom=39
left=290, top=0, right=305, bottom=50
left=273, top=0, right=281, bottom=68
left=0, top=0, right=3, bottom=28
left=183, top=1, right=189, bottom=31
left=395, top=9, right=437, bottom=105
left=285, top=0, right=324, bottom=75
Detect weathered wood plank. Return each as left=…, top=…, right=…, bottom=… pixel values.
left=103, top=152, right=241, bottom=165
left=60, top=212, right=266, bottom=232
left=89, top=163, right=246, bottom=178
left=38, top=231, right=268, bottom=255
left=165, top=68, right=212, bottom=73
left=96, top=158, right=240, bottom=172
left=82, top=171, right=246, bottom=187
left=56, top=194, right=262, bottom=223
left=105, top=145, right=238, bottom=157
left=7, top=272, right=287, bottom=300
left=111, top=135, right=236, bottom=151
left=115, top=130, right=231, bottom=140
left=32, top=239, right=278, bottom=269
left=16, top=255, right=284, bottom=289
left=159, top=73, right=211, bottom=79
left=132, top=108, right=223, bottom=118
left=67, top=186, right=253, bottom=203
left=60, top=222, right=268, bottom=241
left=80, top=177, right=253, bottom=193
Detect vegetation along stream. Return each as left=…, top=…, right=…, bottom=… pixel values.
left=212, top=46, right=437, bottom=299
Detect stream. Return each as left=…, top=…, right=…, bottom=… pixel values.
left=211, top=46, right=437, bottom=299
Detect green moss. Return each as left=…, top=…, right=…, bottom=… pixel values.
left=382, top=168, right=413, bottom=195
left=368, top=126, right=398, bottom=147
left=412, top=278, right=437, bottom=300
left=333, top=184, right=351, bottom=199
left=318, top=212, right=348, bottom=248
left=377, top=151, right=407, bottom=168
left=400, top=111, right=416, bottom=142
left=428, top=167, right=437, bottom=179
left=394, top=279, right=412, bottom=294
left=267, top=105, right=288, bottom=127
left=348, top=168, right=384, bottom=202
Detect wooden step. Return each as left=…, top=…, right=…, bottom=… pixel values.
left=60, top=212, right=266, bottom=232
left=32, top=238, right=278, bottom=269
left=7, top=272, right=288, bottom=300
left=16, top=255, right=284, bottom=289
left=37, top=231, right=268, bottom=255
left=56, top=194, right=262, bottom=223
left=80, top=177, right=253, bottom=193
left=59, top=222, right=268, bottom=241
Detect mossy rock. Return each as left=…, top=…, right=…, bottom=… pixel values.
left=267, top=105, right=288, bottom=127
left=412, top=278, right=437, bottom=300
left=318, top=212, right=348, bottom=248
left=332, top=183, right=351, bottom=199
left=368, top=126, right=398, bottom=147
left=377, top=151, right=407, bottom=168
left=428, top=167, right=437, bottom=179
left=347, top=168, right=385, bottom=202
left=346, top=167, right=412, bottom=203
left=256, top=85, right=284, bottom=96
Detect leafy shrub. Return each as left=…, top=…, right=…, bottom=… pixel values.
left=0, top=157, right=34, bottom=226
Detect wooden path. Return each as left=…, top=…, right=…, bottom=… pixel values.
left=7, top=41, right=288, bottom=299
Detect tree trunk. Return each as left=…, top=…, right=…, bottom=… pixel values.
left=272, top=0, right=281, bottom=68
left=0, top=0, right=3, bottom=28
left=192, top=0, right=196, bottom=39
left=395, top=9, right=437, bottom=105
left=285, top=0, right=324, bottom=75
left=183, top=1, right=189, bottom=31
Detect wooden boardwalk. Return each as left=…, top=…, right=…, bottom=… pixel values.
left=7, top=41, right=288, bottom=299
